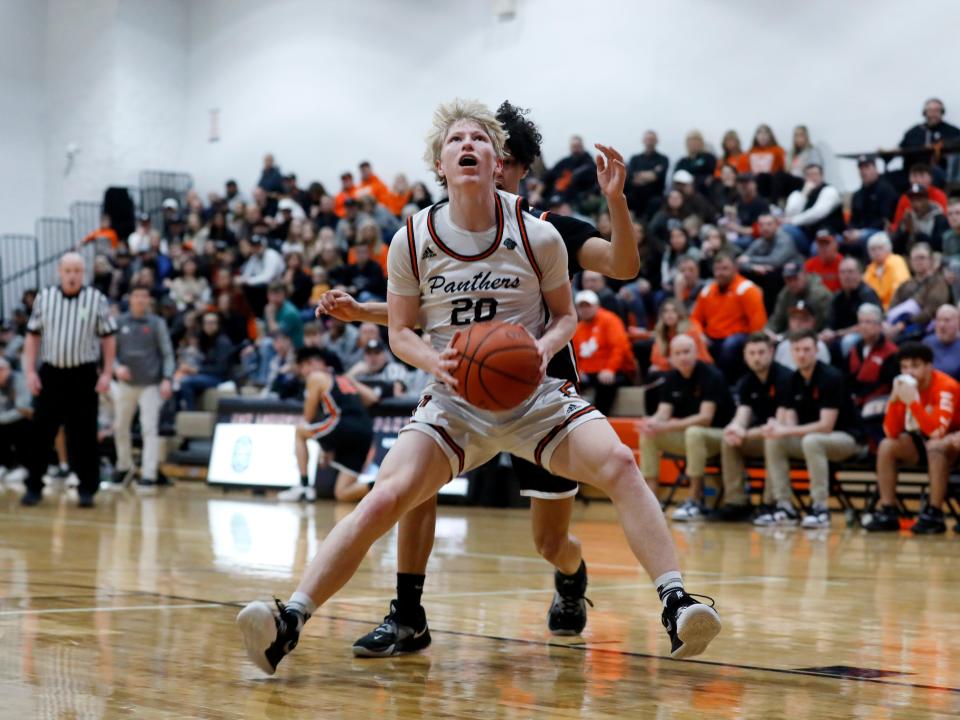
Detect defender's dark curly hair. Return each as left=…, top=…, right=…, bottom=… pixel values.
left=496, top=101, right=542, bottom=170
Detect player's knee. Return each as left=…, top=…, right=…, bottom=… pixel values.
left=354, top=484, right=404, bottom=529
left=597, top=443, right=640, bottom=492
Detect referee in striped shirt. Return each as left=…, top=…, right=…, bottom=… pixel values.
left=21, top=252, right=117, bottom=507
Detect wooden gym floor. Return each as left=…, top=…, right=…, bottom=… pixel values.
left=0, top=484, right=958, bottom=719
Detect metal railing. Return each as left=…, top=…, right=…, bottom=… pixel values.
left=0, top=234, right=39, bottom=319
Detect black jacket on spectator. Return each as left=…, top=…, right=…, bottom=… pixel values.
left=198, top=334, right=234, bottom=380
left=662, top=361, right=735, bottom=427
left=288, top=271, right=313, bottom=309
left=827, top=282, right=882, bottom=331
left=675, top=153, right=717, bottom=193
left=546, top=151, right=596, bottom=200
left=737, top=195, right=770, bottom=227
left=900, top=121, right=960, bottom=170
left=849, top=178, right=897, bottom=230
left=347, top=260, right=387, bottom=299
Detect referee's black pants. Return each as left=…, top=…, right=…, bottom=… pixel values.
left=27, top=363, right=100, bottom=496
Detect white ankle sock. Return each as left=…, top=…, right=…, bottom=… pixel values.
left=654, top=571, right=684, bottom=605
left=287, top=591, right=317, bottom=620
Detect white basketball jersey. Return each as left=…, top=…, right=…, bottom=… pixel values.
left=399, top=190, right=567, bottom=352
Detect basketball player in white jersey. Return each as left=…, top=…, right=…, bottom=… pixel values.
left=237, top=100, right=721, bottom=676
left=316, top=102, right=638, bottom=652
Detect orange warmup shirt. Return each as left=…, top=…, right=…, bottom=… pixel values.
left=573, top=307, right=636, bottom=375
left=748, top=146, right=786, bottom=175
left=690, top=274, right=767, bottom=340
left=883, top=369, right=960, bottom=439
left=714, top=153, right=750, bottom=176
left=82, top=227, right=119, bottom=249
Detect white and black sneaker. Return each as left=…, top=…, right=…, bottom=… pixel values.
left=661, top=590, right=722, bottom=659
left=753, top=502, right=800, bottom=527
left=352, top=600, right=431, bottom=657
left=277, top=485, right=317, bottom=503
left=671, top=500, right=707, bottom=522
left=801, top=504, right=831, bottom=529
left=237, top=599, right=303, bottom=675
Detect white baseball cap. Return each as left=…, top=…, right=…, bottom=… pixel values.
left=575, top=290, right=600, bottom=306
left=672, top=169, right=695, bottom=185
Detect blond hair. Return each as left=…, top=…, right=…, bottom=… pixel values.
left=423, top=99, right=508, bottom=187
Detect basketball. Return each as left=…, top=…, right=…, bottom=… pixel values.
left=451, top=321, right=542, bottom=411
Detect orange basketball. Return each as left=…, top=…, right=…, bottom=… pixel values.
left=451, top=321, right=541, bottom=411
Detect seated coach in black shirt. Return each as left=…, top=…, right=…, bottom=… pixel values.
left=698, top=333, right=793, bottom=522
left=756, top=329, right=863, bottom=530
left=639, top=335, right=734, bottom=522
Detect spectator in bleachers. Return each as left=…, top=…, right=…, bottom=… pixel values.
left=738, top=213, right=801, bottom=278
left=846, top=303, right=899, bottom=412
left=282, top=173, right=310, bottom=214
left=787, top=125, right=824, bottom=182
left=356, top=161, right=391, bottom=207
left=645, top=299, right=712, bottom=378
left=639, top=334, right=734, bottom=517
left=747, top=124, right=786, bottom=199
left=547, top=134, right=596, bottom=203
left=335, top=198, right=360, bottom=249
left=224, top=179, right=247, bottom=219
left=257, top=153, right=284, bottom=199
left=782, top=164, right=844, bottom=253
left=865, top=343, right=960, bottom=533
left=346, top=338, right=410, bottom=399
left=709, top=334, right=794, bottom=522
left=844, top=155, right=897, bottom=254
left=262, top=330, right=297, bottom=396
left=671, top=170, right=715, bottom=222
left=923, top=304, right=960, bottom=377
left=660, top=227, right=701, bottom=301
left=343, top=240, right=387, bottom=304
left=626, top=130, right=668, bottom=217
left=282, top=252, right=313, bottom=311
left=757, top=329, right=863, bottom=529
left=708, top=164, right=739, bottom=212
left=941, top=198, right=960, bottom=263
left=773, top=301, right=831, bottom=370
left=726, top=173, right=769, bottom=246
left=334, top=172, right=357, bottom=218
left=339, top=321, right=382, bottom=370
left=891, top=165, right=949, bottom=230
left=899, top=99, right=960, bottom=175
left=673, top=254, right=706, bottom=312
left=690, top=252, right=767, bottom=380
left=674, top=130, right=716, bottom=194
left=892, top=184, right=949, bottom=254
left=264, top=281, right=304, bottom=349
left=325, top=318, right=359, bottom=366
left=647, top=189, right=689, bottom=245
left=81, top=214, right=119, bottom=253
left=697, top=224, right=739, bottom=279
left=767, top=262, right=832, bottom=335
left=238, top=235, right=284, bottom=316
left=580, top=270, right=626, bottom=323
left=805, top=230, right=842, bottom=292
left=0, top=357, right=31, bottom=484
left=166, top=257, right=210, bottom=310
left=715, top=130, right=749, bottom=176
left=128, top=213, right=157, bottom=255
left=820, top=257, right=882, bottom=357
left=884, top=243, right=950, bottom=342
left=174, top=312, right=233, bottom=410
left=863, top=232, right=910, bottom=309
left=572, top=290, right=635, bottom=416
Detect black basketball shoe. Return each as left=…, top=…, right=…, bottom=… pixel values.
left=352, top=600, right=431, bottom=658
left=661, top=590, right=722, bottom=659
left=863, top=506, right=900, bottom=532
left=911, top=506, right=947, bottom=535
left=236, top=599, right=303, bottom=675
left=548, top=561, right=593, bottom=636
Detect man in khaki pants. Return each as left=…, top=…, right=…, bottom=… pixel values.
left=755, top=329, right=863, bottom=529
left=639, top=335, right=734, bottom=521
left=688, top=333, right=794, bottom=522
left=111, top=284, right=174, bottom=493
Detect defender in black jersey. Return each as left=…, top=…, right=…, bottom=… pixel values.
left=278, top=347, right=377, bottom=503
left=317, top=102, right=640, bottom=648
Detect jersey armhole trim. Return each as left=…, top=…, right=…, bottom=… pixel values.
left=406, top=217, right=420, bottom=283
left=515, top=197, right=543, bottom=282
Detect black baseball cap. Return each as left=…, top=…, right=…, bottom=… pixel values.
left=782, top=262, right=802, bottom=279
left=856, top=154, right=877, bottom=167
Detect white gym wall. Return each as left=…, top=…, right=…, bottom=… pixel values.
left=1, top=0, right=957, bottom=235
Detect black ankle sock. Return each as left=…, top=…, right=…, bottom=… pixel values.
left=299, top=474, right=309, bottom=488
left=555, top=560, right=587, bottom=595
left=396, top=573, right=425, bottom=616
